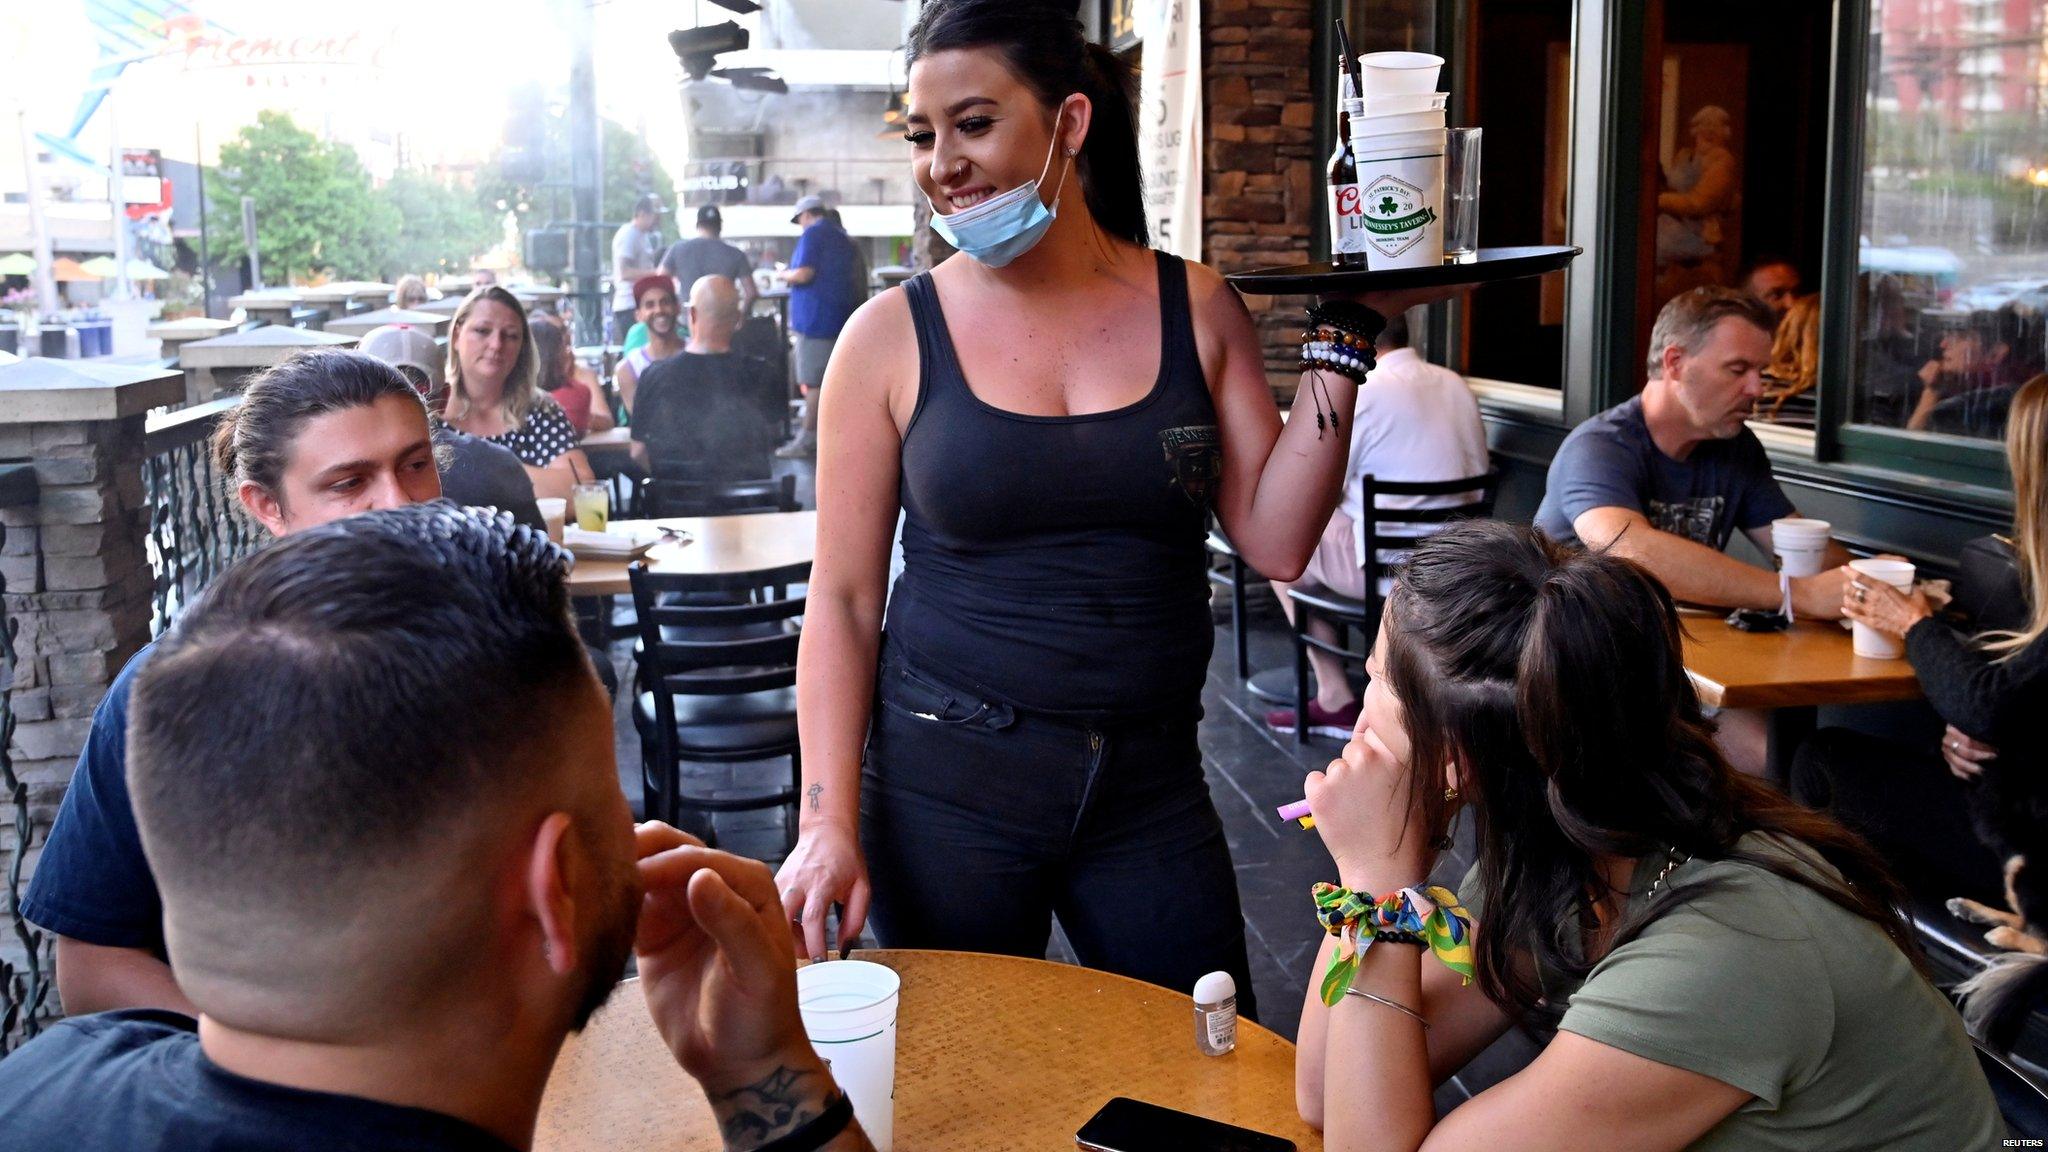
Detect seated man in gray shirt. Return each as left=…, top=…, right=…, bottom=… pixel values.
left=1535, top=287, right=1850, bottom=619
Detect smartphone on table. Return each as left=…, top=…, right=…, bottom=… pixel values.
left=1075, top=1097, right=1296, bottom=1152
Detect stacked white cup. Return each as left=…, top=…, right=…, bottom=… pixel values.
left=1348, top=52, right=1447, bottom=269
left=1848, top=558, right=1918, bottom=659
left=1770, top=517, right=1832, bottom=578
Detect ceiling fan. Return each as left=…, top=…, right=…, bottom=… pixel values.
left=669, top=21, right=786, bottom=93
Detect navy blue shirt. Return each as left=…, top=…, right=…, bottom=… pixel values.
left=1534, top=395, right=1794, bottom=550
left=22, top=643, right=162, bottom=954
left=788, top=219, right=863, bottom=339
left=0, top=1010, right=514, bottom=1150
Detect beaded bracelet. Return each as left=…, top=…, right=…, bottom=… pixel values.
left=1311, top=882, right=1475, bottom=1006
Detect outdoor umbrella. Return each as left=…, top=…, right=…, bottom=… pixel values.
left=125, top=259, right=171, bottom=280
left=0, top=254, right=34, bottom=276
left=51, top=258, right=100, bottom=282
left=79, top=256, right=121, bottom=278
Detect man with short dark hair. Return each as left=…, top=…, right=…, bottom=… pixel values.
left=660, top=204, right=758, bottom=317
left=1740, top=257, right=1802, bottom=323
left=612, top=193, right=667, bottom=341
left=633, top=275, right=783, bottom=479
left=0, top=506, right=870, bottom=1152
left=616, top=274, right=686, bottom=414
left=776, top=195, right=864, bottom=459
left=1536, top=286, right=1850, bottom=618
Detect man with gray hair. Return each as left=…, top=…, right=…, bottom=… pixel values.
left=1536, top=286, right=1851, bottom=618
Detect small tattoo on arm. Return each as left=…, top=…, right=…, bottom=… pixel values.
left=807, top=783, right=823, bottom=813
left=710, top=1063, right=822, bottom=1146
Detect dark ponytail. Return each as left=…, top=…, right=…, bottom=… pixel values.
left=906, top=0, right=1150, bottom=248
left=1384, top=522, right=1922, bottom=1020
left=213, top=348, right=426, bottom=513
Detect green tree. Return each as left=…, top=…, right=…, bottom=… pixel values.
left=371, top=170, right=503, bottom=282
left=208, top=111, right=397, bottom=284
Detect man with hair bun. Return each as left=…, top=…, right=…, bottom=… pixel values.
left=21, top=349, right=445, bottom=1019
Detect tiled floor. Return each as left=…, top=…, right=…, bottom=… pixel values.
left=600, top=524, right=1543, bottom=1102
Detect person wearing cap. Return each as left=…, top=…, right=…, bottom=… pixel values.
left=612, top=193, right=667, bottom=342
left=358, top=324, right=545, bottom=533
left=617, top=274, right=687, bottom=414
left=776, top=195, right=864, bottom=459
left=658, top=204, right=758, bottom=320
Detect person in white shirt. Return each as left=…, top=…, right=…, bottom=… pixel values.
left=610, top=194, right=666, bottom=341
left=1265, top=313, right=1490, bottom=739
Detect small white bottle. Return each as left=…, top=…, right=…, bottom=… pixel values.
left=1193, top=971, right=1238, bottom=1056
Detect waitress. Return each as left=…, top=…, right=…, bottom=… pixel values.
left=776, top=0, right=1452, bottom=1014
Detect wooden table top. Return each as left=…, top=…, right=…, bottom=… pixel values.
left=534, top=950, right=1319, bottom=1152
left=579, top=427, right=635, bottom=459
left=564, top=511, right=816, bottom=598
left=1679, top=609, right=1924, bottom=710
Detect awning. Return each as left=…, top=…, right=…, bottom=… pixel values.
left=51, top=257, right=100, bottom=282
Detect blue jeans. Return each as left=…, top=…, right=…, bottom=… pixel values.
left=860, top=640, right=1259, bottom=1020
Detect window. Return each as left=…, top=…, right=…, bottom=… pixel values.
left=1847, top=0, right=2048, bottom=447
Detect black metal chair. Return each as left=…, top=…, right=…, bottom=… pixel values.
left=1205, top=527, right=1259, bottom=681
left=629, top=561, right=808, bottom=846
left=641, top=474, right=799, bottom=518
left=1285, top=460, right=1503, bottom=743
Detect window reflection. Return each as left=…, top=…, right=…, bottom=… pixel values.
left=1852, top=0, right=2048, bottom=442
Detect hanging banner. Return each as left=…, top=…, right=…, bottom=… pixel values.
left=1138, top=0, right=1202, bottom=260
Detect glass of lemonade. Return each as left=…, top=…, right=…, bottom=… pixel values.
left=571, top=482, right=609, bottom=533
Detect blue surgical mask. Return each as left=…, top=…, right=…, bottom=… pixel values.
left=928, top=105, right=1074, bottom=268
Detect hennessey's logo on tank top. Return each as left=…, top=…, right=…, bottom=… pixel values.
left=1159, top=424, right=1222, bottom=507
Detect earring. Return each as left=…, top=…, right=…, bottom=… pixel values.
left=1444, top=786, right=1460, bottom=804
left=1065, top=147, right=1077, bottom=156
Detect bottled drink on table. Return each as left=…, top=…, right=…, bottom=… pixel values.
left=1326, top=20, right=1368, bottom=268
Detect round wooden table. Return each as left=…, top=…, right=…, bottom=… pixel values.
left=534, top=950, right=1319, bottom=1151
left=564, top=511, right=816, bottom=599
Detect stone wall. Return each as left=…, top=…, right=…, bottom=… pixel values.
left=0, top=416, right=154, bottom=830
left=1204, top=0, right=1319, bottom=400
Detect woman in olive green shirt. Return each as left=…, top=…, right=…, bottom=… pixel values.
left=1293, top=521, right=2001, bottom=1152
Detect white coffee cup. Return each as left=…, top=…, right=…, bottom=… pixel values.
left=536, top=498, right=567, bottom=545
left=1361, top=92, right=1448, bottom=115
left=1848, top=557, right=1916, bottom=659
left=798, top=960, right=901, bottom=1152
left=1345, top=128, right=1446, bottom=270
left=1359, top=51, right=1444, bottom=96
left=1771, top=517, right=1832, bottom=578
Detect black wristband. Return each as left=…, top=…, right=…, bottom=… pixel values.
left=1307, top=300, right=1388, bottom=345
left=748, top=1089, right=855, bottom=1152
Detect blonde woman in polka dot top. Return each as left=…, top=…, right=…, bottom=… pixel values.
left=442, top=286, right=593, bottom=501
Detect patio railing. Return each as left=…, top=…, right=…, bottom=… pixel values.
left=0, top=462, right=50, bottom=1055
left=143, top=397, right=254, bottom=637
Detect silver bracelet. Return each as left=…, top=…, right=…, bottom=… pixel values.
left=1343, top=987, right=1431, bottom=1029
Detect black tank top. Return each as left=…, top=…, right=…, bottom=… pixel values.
left=885, top=250, right=1221, bottom=716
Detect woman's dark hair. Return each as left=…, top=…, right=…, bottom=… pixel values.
left=528, top=310, right=571, bottom=396
left=1383, top=521, right=1920, bottom=1019
left=906, top=0, right=1148, bottom=248
left=211, top=348, right=427, bottom=511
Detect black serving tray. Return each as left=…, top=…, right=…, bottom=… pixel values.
left=1224, top=244, right=1581, bottom=295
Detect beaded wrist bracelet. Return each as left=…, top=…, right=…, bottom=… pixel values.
left=1311, top=882, right=1475, bottom=1006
